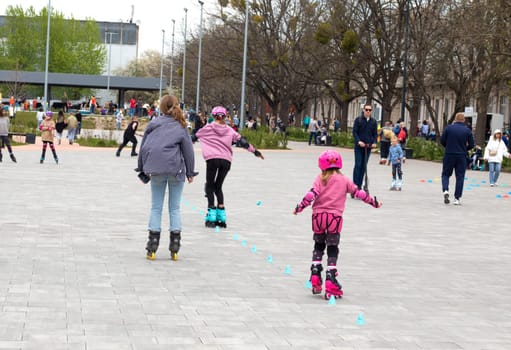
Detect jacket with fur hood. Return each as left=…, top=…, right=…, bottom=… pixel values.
left=484, top=130, right=510, bottom=163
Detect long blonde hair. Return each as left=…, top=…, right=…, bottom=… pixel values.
left=320, top=168, right=341, bottom=185
left=160, top=95, right=187, bottom=128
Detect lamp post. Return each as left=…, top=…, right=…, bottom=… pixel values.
left=195, top=0, right=204, bottom=113
left=400, top=0, right=410, bottom=123
left=239, top=0, right=249, bottom=130
left=43, top=0, right=51, bottom=112
left=181, top=8, right=188, bottom=109
left=169, top=19, right=175, bottom=94
left=159, top=29, right=165, bottom=102
left=106, top=31, right=117, bottom=96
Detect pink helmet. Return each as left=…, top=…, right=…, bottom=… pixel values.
left=318, top=150, right=343, bottom=171
left=212, top=106, right=227, bottom=119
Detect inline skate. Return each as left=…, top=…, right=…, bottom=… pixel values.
left=216, top=207, right=227, bottom=228
left=169, top=230, right=181, bottom=261
left=310, top=264, right=323, bottom=295
left=205, top=207, right=217, bottom=228
left=145, top=230, right=160, bottom=260
left=324, top=268, right=343, bottom=299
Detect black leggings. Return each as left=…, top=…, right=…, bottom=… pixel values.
left=205, top=158, right=231, bottom=208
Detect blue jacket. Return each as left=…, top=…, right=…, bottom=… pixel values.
left=138, top=115, right=195, bottom=180
left=388, top=144, right=404, bottom=165
left=440, top=122, right=474, bottom=155
left=352, top=115, right=378, bottom=146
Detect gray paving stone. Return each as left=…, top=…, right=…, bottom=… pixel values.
left=0, top=141, right=510, bottom=349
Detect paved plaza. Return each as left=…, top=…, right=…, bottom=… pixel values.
left=0, top=139, right=510, bottom=350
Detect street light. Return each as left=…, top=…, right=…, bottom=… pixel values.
left=43, top=0, right=51, bottom=112
left=181, top=8, right=188, bottom=109
left=195, top=0, right=204, bottom=113
left=106, top=31, right=117, bottom=96
left=169, top=19, right=175, bottom=94
left=239, top=0, right=249, bottom=130
left=159, top=29, right=165, bottom=102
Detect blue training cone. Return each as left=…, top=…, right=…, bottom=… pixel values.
left=256, top=200, right=263, bottom=206
left=251, top=245, right=257, bottom=253
left=305, top=280, right=312, bottom=289
left=284, top=265, right=292, bottom=275
left=241, top=240, right=247, bottom=247
left=233, top=233, right=239, bottom=240
left=328, top=295, right=336, bottom=305
left=267, top=255, right=273, bottom=264
left=215, top=226, right=220, bottom=233
left=357, top=312, right=365, bottom=325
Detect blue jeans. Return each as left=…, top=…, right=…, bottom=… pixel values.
left=68, top=128, right=76, bottom=142
left=488, top=162, right=501, bottom=185
left=149, top=175, right=184, bottom=232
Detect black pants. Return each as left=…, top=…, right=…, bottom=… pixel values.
left=205, top=158, right=231, bottom=208
left=117, top=134, right=137, bottom=154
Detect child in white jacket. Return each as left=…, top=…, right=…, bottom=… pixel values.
left=484, top=129, right=511, bottom=186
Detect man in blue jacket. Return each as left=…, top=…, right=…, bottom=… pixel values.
left=440, top=112, right=474, bottom=205
left=352, top=103, right=378, bottom=191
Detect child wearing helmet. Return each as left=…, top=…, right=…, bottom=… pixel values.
left=193, top=105, right=264, bottom=228
left=39, top=111, right=59, bottom=164
left=293, top=150, right=382, bottom=300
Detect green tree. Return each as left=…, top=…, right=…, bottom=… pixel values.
left=0, top=5, right=106, bottom=98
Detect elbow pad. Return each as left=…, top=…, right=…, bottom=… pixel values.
left=236, top=136, right=250, bottom=149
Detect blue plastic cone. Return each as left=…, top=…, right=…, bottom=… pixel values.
left=233, top=233, right=239, bottom=240
left=215, top=226, right=220, bottom=233
left=328, top=295, right=336, bottom=305
left=241, top=240, right=247, bottom=247
left=284, top=265, right=292, bottom=275
left=267, top=255, right=273, bottom=263
left=305, top=280, right=312, bottom=289
left=256, top=200, right=263, bottom=206
left=357, top=312, right=365, bottom=325
left=251, top=245, right=257, bottom=253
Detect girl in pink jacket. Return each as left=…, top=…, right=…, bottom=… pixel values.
left=194, top=106, right=264, bottom=228
left=293, top=150, right=381, bottom=300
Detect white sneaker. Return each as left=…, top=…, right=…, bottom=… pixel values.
left=453, top=199, right=461, bottom=205
left=490, top=183, right=494, bottom=187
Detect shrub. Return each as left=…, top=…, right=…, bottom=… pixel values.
left=76, top=136, right=118, bottom=148
left=240, top=127, right=288, bottom=149
left=405, top=137, right=444, bottom=161
left=286, top=127, right=308, bottom=141
left=331, top=131, right=354, bottom=148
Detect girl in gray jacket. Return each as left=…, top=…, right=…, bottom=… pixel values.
left=137, top=95, right=197, bottom=261
left=0, top=108, right=17, bottom=163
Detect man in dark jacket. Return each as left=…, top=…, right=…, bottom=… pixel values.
left=440, top=112, right=474, bottom=205
left=116, top=116, right=139, bottom=157
left=352, top=103, right=378, bottom=190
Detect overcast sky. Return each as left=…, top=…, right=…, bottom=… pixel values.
left=1, top=0, right=218, bottom=53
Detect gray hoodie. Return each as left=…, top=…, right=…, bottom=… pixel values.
left=137, top=115, right=195, bottom=180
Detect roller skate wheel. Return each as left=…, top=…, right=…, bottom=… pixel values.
left=147, top=252, right=156, bottom=260
left=171, top=252, right=178, bottom=261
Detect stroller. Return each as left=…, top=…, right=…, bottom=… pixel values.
left=468, top=145, right=484, bottom=170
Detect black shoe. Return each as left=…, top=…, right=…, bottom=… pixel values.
left=115, top=151, right=120, bottom=157
left=10, top=154, right=17, bottom=163
left=443, top=191, right=450, bottom=204
left=131, top=152, right=138, bottom=157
